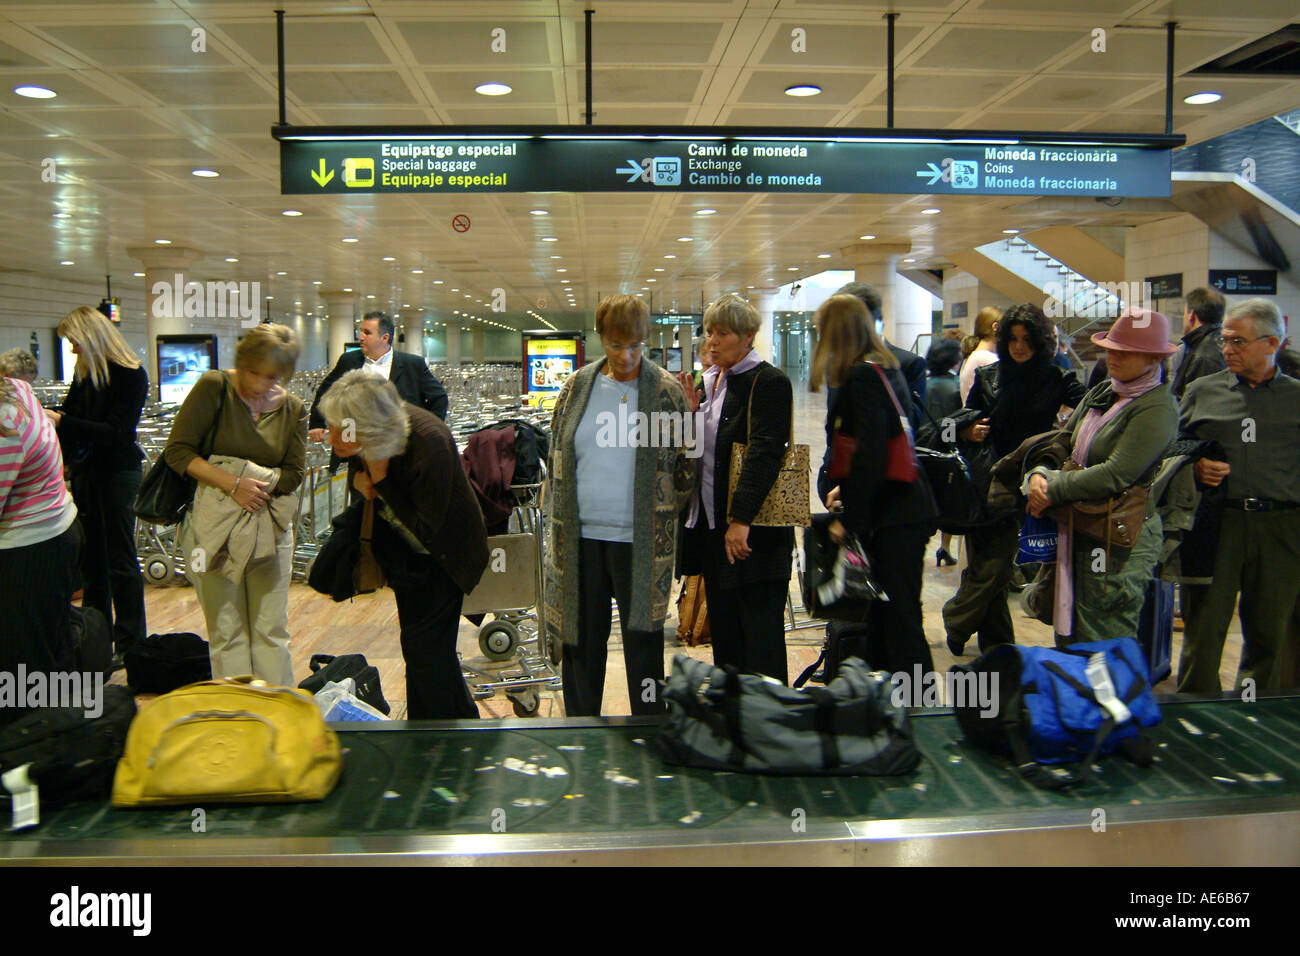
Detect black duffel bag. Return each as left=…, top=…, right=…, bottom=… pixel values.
left=124, top=632, right=212, bottom=694
left=0, top=685, right=137, bottom=817
left=298, top=653, right=391, bottom=716
left=655, top=654, right=920, bottom=777
left=914, top=405, right=986, bottom=533
left=69, top=604, right=113, bottom=682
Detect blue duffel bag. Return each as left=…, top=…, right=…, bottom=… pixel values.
left=951, top=637, right=1162, bottom=790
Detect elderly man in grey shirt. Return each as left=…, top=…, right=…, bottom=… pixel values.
left=1176, top=298, right=1300, bottom=693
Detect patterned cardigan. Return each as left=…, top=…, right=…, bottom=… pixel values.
left=543, top=358, right=695, bottom=647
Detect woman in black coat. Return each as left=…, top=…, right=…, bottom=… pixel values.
left=811, top=294, right=938, bottom=679
left=941, top=303, right=1086, bottom=655
left=677, top=293, right=795, bottom=683
left=49, top=306, right=149, bottom=661
left=925, top=337, right=964, bottom=566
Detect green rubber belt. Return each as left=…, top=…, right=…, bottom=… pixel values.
left=6, top=696, right=1298, bottom=844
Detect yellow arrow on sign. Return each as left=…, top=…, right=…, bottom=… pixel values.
left=311, top=158, right=335, bottom=187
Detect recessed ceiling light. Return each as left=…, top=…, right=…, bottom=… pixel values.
left=191, top=168, right=219, bottom=178
left=59, top=260, right=74, bottom=265
left=647, top=278, right=657, bottom=282
left=433, top=280, right=444, bottom=285
left=52, top=212, right=70, bottom=219
left=341, top=237, right=358, bottom=243
left=367, top=294, right=375, bottom=299
left=788, top=267, right=799, bottom=271
left=282, top=209, right=302, bottom=216
left=560, top=279, right=571, bottom=284
left=784, top=84, right=821, bottom=97
left=654, top=267, right=665, bottom=272
left=556, top=268, right=567, bottom=273
left=342, top=288, right=352, bottom=293
left=1184, top=91, right=1222, bottom=105
left=276, top=271, right=287, bottom=276
left=133, top=272, right=145, bottom=277
left=549, top=254, right=562, bottom=259
left=154, top=238, right=171, bottom=244
left=696, top=208, right=717, bottom=216
left=1002, top=228, right=1020, bottom=234
left=664, top=254, right=676, bottom=259
left=382, top=256, right=396, bottom=261
left=14, top=85, right=56, bottom=99
left=465, top=294, right=472, bottom=298
left=541, top=236, right=558, bottom=242
left=225, top=256, right=238, bottom=262
left=451, top=288, right=459, bottom=292
left=921, top=207, right=941, bottom=215
left=312, top=280, right=322, bottom=285
left=475, top=82, right=512, bottom=96
left=858, top=234, right=876, bottom=240
left=411, top=269, right=424, bottom=274
left=676, top=237, right=693, bottom=242
left=817, top=253, right=831, bottom=259
left=529, top=209, right=548, bottom=216
left=902, top=258, right=916, bottom=263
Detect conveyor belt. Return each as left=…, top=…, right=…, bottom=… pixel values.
left=3, top=696, right=1298, bottom=865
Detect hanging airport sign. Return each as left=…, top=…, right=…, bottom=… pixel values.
left=1208, top=269, right=1276, bottom=295
left=1146, top=273, right=1183, bottom=299
left=277, top=127, right=1175, bottom=198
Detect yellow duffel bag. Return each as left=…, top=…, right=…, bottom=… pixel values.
left=112, top=678, right=342, bottom=806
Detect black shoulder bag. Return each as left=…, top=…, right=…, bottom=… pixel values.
left=135, top=375, right=227, bottom=525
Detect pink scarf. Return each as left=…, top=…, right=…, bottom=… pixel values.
left=1054, top=364, right=1163, bottom=638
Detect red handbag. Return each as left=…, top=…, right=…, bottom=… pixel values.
left=827, top=364, right=918, bottom=483
left=872, top=364, right=918, bottom=483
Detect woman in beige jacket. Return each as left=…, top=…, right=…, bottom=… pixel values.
left=163, top=325, right=307, bottom=684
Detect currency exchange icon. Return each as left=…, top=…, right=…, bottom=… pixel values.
left=653, top=157, right=682, bottom=186
left=950, top=160, right=978, bottom=189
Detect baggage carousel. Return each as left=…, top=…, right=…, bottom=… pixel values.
left=3, top=694, right=1297, bottom=865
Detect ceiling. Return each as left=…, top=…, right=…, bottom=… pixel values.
left=0, top=0, right=1296, bottom=330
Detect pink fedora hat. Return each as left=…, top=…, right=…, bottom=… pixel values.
left=1090, top=307, right=1178, bottom=355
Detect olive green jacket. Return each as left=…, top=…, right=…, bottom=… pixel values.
left=1042, top=381, right=1178, bottom=512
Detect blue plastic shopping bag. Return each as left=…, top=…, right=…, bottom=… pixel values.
left=1016, top=513, right=1058, bottom=565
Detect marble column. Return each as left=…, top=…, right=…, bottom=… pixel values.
left=126, top=244, right=203, bottom=398
left=319, top=290, right=357, bottom=366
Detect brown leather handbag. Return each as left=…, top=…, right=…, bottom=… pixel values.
left=675, top=575, right=711, bottom=646
left=1048, top=460, right=1148, bottom=551
left=353, top=497, right=386, bottom=594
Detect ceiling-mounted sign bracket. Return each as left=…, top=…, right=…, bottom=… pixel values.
left=274, top=125, right=1183, bottom=197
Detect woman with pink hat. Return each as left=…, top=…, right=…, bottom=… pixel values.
left=1024, top=307, right=1179, bottom=645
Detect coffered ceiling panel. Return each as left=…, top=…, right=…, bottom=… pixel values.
left=0, top=0, right=1288, bottom=325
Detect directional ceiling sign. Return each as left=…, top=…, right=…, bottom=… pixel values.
left=276, top=126, right=1177, bottom=198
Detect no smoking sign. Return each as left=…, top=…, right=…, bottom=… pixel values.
left=451, top=214, right=471, bottom=233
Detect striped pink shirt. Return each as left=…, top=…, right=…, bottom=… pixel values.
left=0, top=377, right=76, bottom=547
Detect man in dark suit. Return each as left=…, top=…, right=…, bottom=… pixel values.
left=308, top=311, right=448, bottom=446
left=834, top=281, right=927, bottom=426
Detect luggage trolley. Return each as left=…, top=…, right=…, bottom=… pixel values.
left=460, top=480, right=562, bottom=717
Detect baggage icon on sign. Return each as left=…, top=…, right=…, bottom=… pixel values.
left=343, top=157, right=375, bottom=188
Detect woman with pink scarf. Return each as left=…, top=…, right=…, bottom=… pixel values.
left=1024, top=309, right=1178, bottom=646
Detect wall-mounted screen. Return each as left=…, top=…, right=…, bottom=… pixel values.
left=157, top=335, right=218, bottom=405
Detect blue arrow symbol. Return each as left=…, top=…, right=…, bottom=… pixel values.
left=616, top=160, right=643, bottom=183
left=915, top=162, right=943, bottom=186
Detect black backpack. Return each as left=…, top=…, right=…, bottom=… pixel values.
left=124, top=632, right=212, bottom=695
left=69, top=604, right=113, bottom=682
left=0, top=685, right=136, bottom=815
left=298, top=654, right=391, bottom=716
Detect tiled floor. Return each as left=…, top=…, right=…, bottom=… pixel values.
left=133, top=364, right=1246, bottom=717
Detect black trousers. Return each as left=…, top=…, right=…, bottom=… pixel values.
left=391, top=560, right=479, bottom=720
left=0, top=522, right=82, bottom=726
left=863, top=522, right=934, bottom=677
left=72, top=467, right=146, bottom=652
left=693, top=526, right=790, bottom=684
left=563, top=537, right=666, bottom=717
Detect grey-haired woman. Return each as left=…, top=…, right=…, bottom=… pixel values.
left=321, top=370, right=489, bottom=719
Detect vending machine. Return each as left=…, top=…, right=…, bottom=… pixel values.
left=521, top=330, right=585, bottom=409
